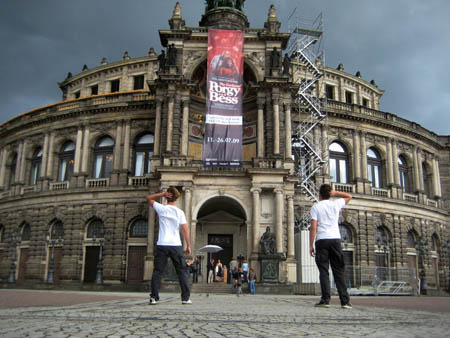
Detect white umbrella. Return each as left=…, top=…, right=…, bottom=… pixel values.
left=198, top=245, right=223, bottom=253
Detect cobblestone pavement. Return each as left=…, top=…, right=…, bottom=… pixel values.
left=0, top=290, right=449, bottom=337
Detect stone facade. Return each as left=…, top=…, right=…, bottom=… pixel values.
left=0, top=2, right=448, bottom=293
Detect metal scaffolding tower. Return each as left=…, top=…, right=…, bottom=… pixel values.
left=287, top=8, right=327, bottom=230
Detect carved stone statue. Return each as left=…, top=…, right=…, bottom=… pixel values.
left=259, top=226, right=276, bottom=255
left=168, top=44, right=177, bottom=66
left=270, top=47, right=281, bottom=70
left=158, top=50, right=166, bottom=72
left=282, top=53, right=291, bottom=76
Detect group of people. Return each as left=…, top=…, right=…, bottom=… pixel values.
left=146, top=184, right=352, bottom=308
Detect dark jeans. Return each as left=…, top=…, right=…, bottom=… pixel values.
left=315, top=239, right=350, bottom=305
left=151, top=245, right=190, bottom=301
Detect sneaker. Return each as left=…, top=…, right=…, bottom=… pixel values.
left=341, top=303, right=353, bottom=309
left=181, top=299, right=192, bottom=305
left=149, top=297, right=157, bottom=305
left=314, top=300, right=330, bottom=308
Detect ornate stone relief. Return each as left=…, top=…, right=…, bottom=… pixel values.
left=247, top=52, right=265, bottom=70
left=183, top=50, right=206, bottom=74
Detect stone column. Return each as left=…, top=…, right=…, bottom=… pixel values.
left=412, top=146, right=420, bottom=193
left=181, top=98, right=190, bottom=156
left=392, top=139, right=400, bottom=185
left=74, top=126, right=83, bottom=174
left=275, top=188, right=284, bottom=254
left=257, top=99, right=265, bottom=158
left=183, top=187, right=193, bottom=252
left=251, top=188, right=261, bottom=254
left=19, top=140, right=27, bottom=183
left=0, top=148, right=8, bottom=188
left=166, top=95, right=175, bottom=153
left=147, top=207, right=156, bottom=257
left=122, top=120, right=131, bottom=171
left=353, top=129, right=361, bottom=179
left=360, top=131, right=368, bottom=181
left=433, top=157, right=442, bottom=198
left=272, top=95, right=280, bottom=155
left=287, top=195, right=295, bottom=258
left=81, top=126, right=90, bottom=174
left=113, top=121, right=122, bottom=171
left=386, top=138, right=394, bottom=186
left=284, top=102, right=292, bottom=160
left=417, top=150, right=424, bottom=191
left=40, top=133, right=49, bottom=178
left=154, top=99, right=162, bottom=156
left=46, top=132, right=55, bottom=179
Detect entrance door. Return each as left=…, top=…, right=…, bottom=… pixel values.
left=84, top=246, right=100, bottom=283
left=127, top=246, right=146, bottom=284
left=53, top=247, right=62, bottom=284
left=17, top=248, right=29, bottom=283
left=208, top=234, right=233, bottom=268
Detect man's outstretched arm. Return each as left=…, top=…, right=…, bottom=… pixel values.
left=330, top=190, right=352, bottom=205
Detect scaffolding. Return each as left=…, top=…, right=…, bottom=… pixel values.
left=287, top=7, right=327, bottom=231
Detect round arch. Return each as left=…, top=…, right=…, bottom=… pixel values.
left=193, top=193, right=248, bottom=221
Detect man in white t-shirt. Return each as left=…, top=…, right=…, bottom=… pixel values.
left=147, top=186, right=192, bottom=305
left=310, top=184, right=352, bottom=309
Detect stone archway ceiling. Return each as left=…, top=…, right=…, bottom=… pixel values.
left=197, top=196, right=246, bottom=220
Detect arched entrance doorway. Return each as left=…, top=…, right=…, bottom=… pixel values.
left=195, top=196, right=247, bottom=283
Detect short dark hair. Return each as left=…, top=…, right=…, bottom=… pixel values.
left=166, top=186, right=181, bottom=202
left=319, top=184, right=332, bottom=200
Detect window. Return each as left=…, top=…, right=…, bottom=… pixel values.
left=339, top=224, right=353, bottom=244
left=130, top=219, right=148, bottom=238
left=74, top=91, right=81, bottom=99
left=90, top=85, right=98, bottom=96
left=329, top=142, right=349, bottom=184
left=367, top=148, right=382, bottom=188
left=406, top=231, right=416, bottom=248
left=291, top=137, right=307, bottom=178
left=58, top=141, right=75, bottom=182
left=8, top=153, right=17, bottom=188
left=362, top=98, right=369, bottom=107
left=0, top=225, right=4, bottom=243
left=30, top=148, right=43, bottom=185
left=87, top=219, right=104, bottom=238
left=22, top=223, right=31, bottom=241
left=375, top=226, right=392, bottom=280
left=134, top=134, right=154, bottom=176
left=398, top=155, right=410, bottom=193
left=345, top=91, right=353, bottom=104
left=133, top=75, right=145, bottom=90
left=93, top=136, right=114, bottom=179
left=50, top=221, right=64, bottom=239
left=431, top=234, right=439, bottom=252
left=111, top=79, right=120, bottom=92
left=422, top=162, right=432, bottom=198
left=325, top=84, right=335, bottom=100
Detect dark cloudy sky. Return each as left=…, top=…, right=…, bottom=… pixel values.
left=1, top=0, right=449, bottom=135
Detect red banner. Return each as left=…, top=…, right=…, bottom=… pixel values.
left=203, top=29, right=244, bottom=167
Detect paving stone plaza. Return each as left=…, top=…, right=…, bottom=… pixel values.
left=0, top=290, right=449, bottom=337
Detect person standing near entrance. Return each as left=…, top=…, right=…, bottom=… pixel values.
left=309, top=184, right=352, bottom=309
left=207, top=258, right=215, bottom=283
left=147, top=187, right=192, bottom=305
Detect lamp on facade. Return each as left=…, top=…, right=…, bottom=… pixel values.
left=45, top=230, right=64, bottom=284
left=415, top=235, right=429, bottom=294
left=93, top=230, right=112, bottom=285
left=8, top=230, right=21, bottom=283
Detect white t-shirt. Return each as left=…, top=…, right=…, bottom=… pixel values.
left=310, top=198, right=346, bottom=241
left=153, top=201, right=187, bottom=246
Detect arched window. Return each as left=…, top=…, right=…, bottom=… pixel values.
left=58, top=141, right=75, bottom=182
left=50, top=221, right=64, bottom=239
left=339, top=224, right=353, bottom=244
left=8, top=153, right=17, bottom=188
left=422, top=162, right=432, bottom=198
left=367, top=148, right=382, bottom=188
left=291, top=137, right=307, bottom=177
left=21, top=223, right=31, bottom=241
left=93, top=136, right=114, bottom=179
left=134, top=134, right=154, bottom=176
left=30, top=148, right=43, bottom=185
left=87, top=219, right=104, bottom=238
left=398, top=155, right=410, bottom=193
left=431, top=234, right=439, bottom=252
left=0, top=225, right=4, bottom=243
left=406, top=230, right=416, bottom=248
left=329, top=142, right=349, bottom=184
left=130, top=219, right=148, bottom=238
left=375, top=226, right=392, bottom=280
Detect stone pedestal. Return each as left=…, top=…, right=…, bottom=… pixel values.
left=259, top=254, right=282, bottom=283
